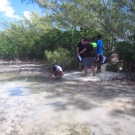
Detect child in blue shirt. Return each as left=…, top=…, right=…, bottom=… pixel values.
left=96, top=35, right=104, bottom=73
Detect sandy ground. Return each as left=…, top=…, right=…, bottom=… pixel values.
left=0, top=61, right=135, bottom=135
left=63, top=64, right=125, bottom=82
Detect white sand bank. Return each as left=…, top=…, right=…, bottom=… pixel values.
left=63, top=64, right=124, bottom=82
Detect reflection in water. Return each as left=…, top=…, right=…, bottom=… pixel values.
left=9, top=87, right=23, bottom=96
left=9, top=87, right=29, bottom=96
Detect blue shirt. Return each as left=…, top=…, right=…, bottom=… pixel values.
left=97, top=39, right=103, bottom=55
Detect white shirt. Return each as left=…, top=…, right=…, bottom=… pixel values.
left=56, top=65, right=62, bottom=71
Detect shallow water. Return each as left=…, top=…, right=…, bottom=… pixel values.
left=0, top=71, right=135, bottom=135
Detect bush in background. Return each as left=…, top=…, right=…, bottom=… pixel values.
left=115, top=41, right=135, bottom=64
left=106, top=63, right=118, bottom=72
left=44, top=47, right=74, bottom=70
left=114, top=40, right=135, bottom=74
left=106, top=62, right=123, bottom=72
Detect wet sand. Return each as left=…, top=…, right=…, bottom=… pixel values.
left=0, top=61, right=135, bottom=135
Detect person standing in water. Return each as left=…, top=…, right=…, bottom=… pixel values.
left=90, top=37, right=97, bottom=69
left=78, top=38, right=95, bottom=76
left=96, top=35, right=104, bottom=73
left=77, top=37, right=85, bottom=71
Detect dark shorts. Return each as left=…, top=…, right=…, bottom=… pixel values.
left=78, top=55, right=83, bottom=62
left=97, top=55, right=102, bottom=62
left=82, top=57, right=94, bottom=67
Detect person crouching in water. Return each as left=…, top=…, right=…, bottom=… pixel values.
left=50, top=65, right=64, bottom=79
left=78, top=38, right=95, bottom=76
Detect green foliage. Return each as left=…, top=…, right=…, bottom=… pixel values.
left=21, top=0, right=135, bottom=64
left=22, top=0, right=135, bottom=41
left=38, top=28, right=87, bottom=51
left=106, top=63, right=119, bottom=72
left=0, top=12, right=53, bottom=60
left=4, top=0, right=135, bottom=68
left=0, top=17, right=93, bottom=60
left=44, top=47, right=73, bottom=69
left=115, top=41, right=135, bottom=64
left=114, top=40, right=135, bottom=75
left=109, top=38, right=135, bottom=74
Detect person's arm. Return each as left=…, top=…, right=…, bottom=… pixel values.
left=55, top=71, right=64, bottom=78
left=79, top=48, right=87, bottom=55
left=50, top=70, right=53, bottom=79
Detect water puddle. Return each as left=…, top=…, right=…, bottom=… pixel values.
left=0, top=72, right=135, bottom=135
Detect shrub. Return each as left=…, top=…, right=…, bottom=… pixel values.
left=115, top=41, right=135, bottom=64
left=44, top=47, right=73, bottom=69
left=115, top=42, right=135, bottom=63
left=106, top=63, right=123, bottom=72
left=114, top=41, right=135, bottom=74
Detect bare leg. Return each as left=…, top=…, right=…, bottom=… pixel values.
left=91, top=66, right=95, bottom=76
left=91, top=66, right=95, bottom=73
left=97, top=61, right=102, bottom=72
left=84, top=67, right=88, bottom=74
left=79, top=62, right=82, bottom=70
left=94, top=59, right=97, bottom=70
left=81, top=66, right=88, bottom=76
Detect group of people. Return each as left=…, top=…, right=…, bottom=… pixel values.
left=50, top=35, right=104, bottom=79
left=77, top=35, right=104, bottom=76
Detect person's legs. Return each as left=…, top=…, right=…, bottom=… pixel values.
left=79, top=61, right=82, bottom=70
left=78, top=55, right=83, bottom=71
left=91, top=66, right=95, bottom=76
left=82, top=57, right=95, bottom=76
left=88, top=57, right=95, bottom=76
left=84, top=66, right=88, bottom=74
left=81, top=66, right=88, bottom=76
left=81, top=57, right=88, bottom=76
left=96, top=55, right=102, bottom=73
left=97, top=62, right=101, bottom=71
left=94, top=59, right=97, bottom=70
left=93, top=50, right=97, bottom=70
